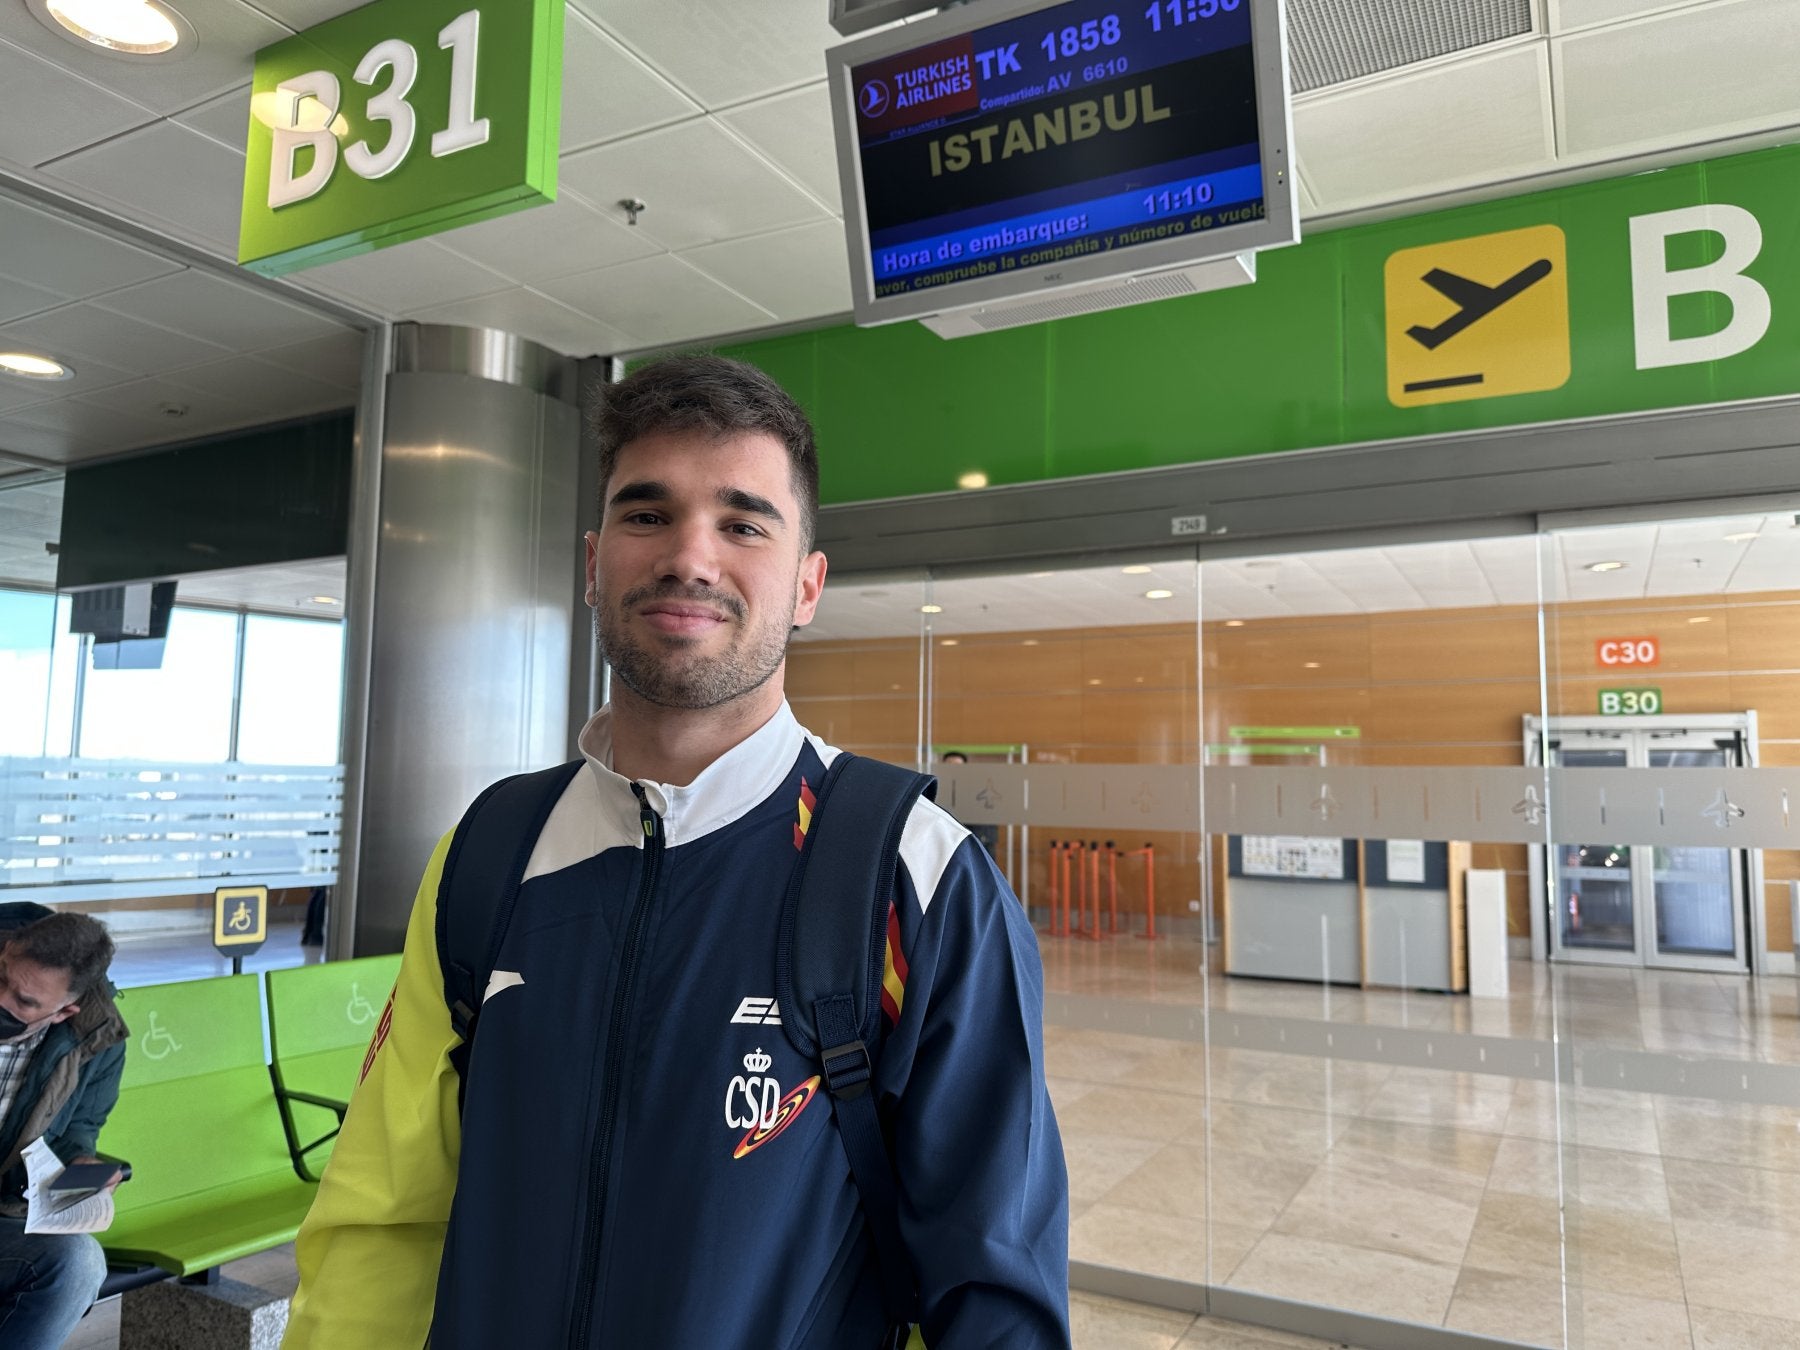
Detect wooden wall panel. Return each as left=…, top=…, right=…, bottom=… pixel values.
left=1206, top=622, right=1372, bottom=688
left=1368, top=612, right=1540, bottom=684
left=1727, top=674, right=1800, bottom=741
left=1364, top=682, right=1543, bottom=746
left=1544, top=606, right=1733, bottom=677
left=1728, top=600, right=1800, bottom=670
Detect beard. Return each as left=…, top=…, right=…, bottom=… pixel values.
left=597, top=579, right=794, bottom=711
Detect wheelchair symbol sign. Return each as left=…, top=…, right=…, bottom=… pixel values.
left=212, top=885, right=268, bottom=956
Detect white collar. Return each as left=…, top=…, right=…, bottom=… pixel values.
left=575, top=701, right=811, bottom=845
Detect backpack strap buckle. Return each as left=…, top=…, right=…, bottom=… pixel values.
left=820, top=1038, right=873, bottom=1101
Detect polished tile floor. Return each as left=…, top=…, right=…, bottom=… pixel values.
left=1044, top=936, right=1800, bottom=1350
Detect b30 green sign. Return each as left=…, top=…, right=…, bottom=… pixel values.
left=239, top=0, right=561, bottom=276
left=1599, top=688, right=1663, bottom=716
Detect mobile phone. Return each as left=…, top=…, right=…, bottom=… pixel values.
left=47, top=1162, right=121, bottom=1196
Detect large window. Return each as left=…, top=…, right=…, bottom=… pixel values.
left=0, top=589, right=55, bottom=757
left=237, top=614, right=346, bottom=765
left=78, top=607, right=241, bottom=762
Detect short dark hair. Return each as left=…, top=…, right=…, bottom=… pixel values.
left=591, top=354, right=821, bottom=551
left=7, top=913, right=114, bottom=1004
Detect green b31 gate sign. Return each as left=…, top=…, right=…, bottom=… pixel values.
left=239, top=0, right=561, bottom=276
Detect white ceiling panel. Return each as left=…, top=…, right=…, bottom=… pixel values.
left=171, top=83, right=251, bottom=154
left=0, top=0, right=288, bottom=116
left=437, top=196, right=660, bottom=287
left=92, top=269, right=346, bottom=353
left=0, top=274, right=70, bottom=325
left=79, top=376, right=261, bottom=433
left=0, top=38, right=153, bottom=168
left=157, top=355, right=353, bottom=421
left=0, top=303, right=230, bottom=376
left=259, top=332, right=365, bottom=390
left=0, top=350, right=136, bottom=402
left=2, top=397, right=176, bottom=461
left=297, top=241, right=514, bottom=318
left=680, top=221, right=852, bottom=323
left=241, top=0, right=362, bottom=27
left=1548, top=0, right=1705, bottom=32
left=560, top=118, right=831, bottom=253
left=574, top=0, right=841, bottom=107
left=179, top=557, right=349, bottom=615
left=406, top=289, right=630, bottom=358
left=1296, top=43, right=1555, bottom=210
left=1554, top=0, right=1800, bottom=158
left=561, top=10, right=701, bottom=153
left=553, top=254, right=774, bottom=350
left=715, top=83, right=845, bottom=213
left=42, top=121, right=247, bottom=254
left=0, top=381, right=58, bottom=416
left=0, top=198, right=181, bottom=297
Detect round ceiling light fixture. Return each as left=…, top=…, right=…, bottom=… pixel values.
left=307, top=595, right=342, bottom=606
left=1144, top=589, right=1174, bottom=600
left=32, top=0, right=192, bottom=58
left=0, top=352, right=73, bottom=380
left=1585, top=560, right=1627, bottom=573
left=1121, top=564, right=1153, bottom=575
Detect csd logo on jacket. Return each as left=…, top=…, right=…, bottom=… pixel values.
left=725, top=1048, right=781, bottom=1130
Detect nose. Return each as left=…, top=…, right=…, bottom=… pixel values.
left=653, top=516, right=724, bottom=589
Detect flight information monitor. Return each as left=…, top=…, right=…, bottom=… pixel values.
left=828, top=0, right=1295, bottom=327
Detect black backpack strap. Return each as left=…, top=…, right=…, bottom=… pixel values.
left=776, top=753, right=934, bottom=1341
left=436, top=759, right=585, bottom=1108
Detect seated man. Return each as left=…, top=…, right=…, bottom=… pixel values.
left=0, top=905, right=127, bottom=1350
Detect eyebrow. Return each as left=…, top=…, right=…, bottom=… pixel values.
left=607, top=480, right=787, bottom=530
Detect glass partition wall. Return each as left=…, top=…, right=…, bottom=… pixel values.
left=789, top=510, right=1800, bottom=1348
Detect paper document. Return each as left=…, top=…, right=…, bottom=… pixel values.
left=22, top=1137, right=114, bottom=1235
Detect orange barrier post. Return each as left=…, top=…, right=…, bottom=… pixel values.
left=1069, top=841, right=1087, bottom=936
left=1130, top=843, right=1164, bottom=940
left=1105, top=841, right=1120, bottom=935
left=1081, top=842, right=1104, bottom=941
left=1043, top=840, right=1064, bottom=937
left=1060, top=842, right=1074, bottom=936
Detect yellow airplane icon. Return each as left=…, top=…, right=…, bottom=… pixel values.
left=1386, top=225, right=1570, bottom=407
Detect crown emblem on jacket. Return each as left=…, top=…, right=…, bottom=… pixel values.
left=743, top=1048, right=772, bottom=1074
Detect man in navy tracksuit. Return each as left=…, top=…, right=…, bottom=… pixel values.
left=285, top=355, right=1070, bottom=1348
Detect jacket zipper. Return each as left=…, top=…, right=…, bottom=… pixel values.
left=568, top=784, right=665, bottom=1350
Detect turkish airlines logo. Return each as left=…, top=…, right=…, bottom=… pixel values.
left=858, top=78, right=890, bottom=119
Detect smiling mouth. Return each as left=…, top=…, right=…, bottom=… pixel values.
left=638, top=604, right=731, bottom=635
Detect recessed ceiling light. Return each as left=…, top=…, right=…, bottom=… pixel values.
left=939, top=638, right=958, bottom=646
left=1021, top=639, right=1038, bottom=646
left=919, top=604, right=942, bottom=614
left=44, top=0, right=183, bottom=54
left=1028, top=571, right=1054, bottom=578
left=0, top=352, right=72, bottom=380
left=1121, top=565, right=1153, bottom=575
left=956, top=471, right=988, bottom=490
left=1303, top=661, right=1321, bottom=669
left=308, top=595, right=341, bottom=606
left=1585, top=561, right=1627, bottom=573
left=1688, top=616, right=1711, bottom=624
left=1144, top=589, right=1174, bottom=600
left=1224, top=619, right=1246, bottom=627
left=1724, top=531, right=1760, bottom=543
left=1087, top=678, right=1101, bottom=685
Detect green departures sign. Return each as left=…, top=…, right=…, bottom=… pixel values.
left=238, top=0, right=561, bottom=276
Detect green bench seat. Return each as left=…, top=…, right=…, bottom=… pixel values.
left=266, top=954, right=401, bottom=1180
left=100, top=975, right=317, bottom=1276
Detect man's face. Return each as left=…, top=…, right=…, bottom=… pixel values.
left=586, top=429, right=826, bottom=712
left=0, top=948, right=78, bottom=1042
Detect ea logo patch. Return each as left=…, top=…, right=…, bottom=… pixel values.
left=1386, top=225, right=1571, bottom=407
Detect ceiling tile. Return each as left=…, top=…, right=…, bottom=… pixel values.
left=259, top=331, right=366, bottom=390
left=553, top=254, right=775, bottom=350
left=1296, top=43, right=1554, bottom=211
left=562, top=9, right=701, bottom=153
left=162, top=355, right=353, bottom=421
left=79, top=376, right=258, bottom=433
left=294, top=240, right=514, bottom=318
left=171, top=83, right=251, bottom=155
left=93, top=269, right=348, bottom=353
left=437, top=196, right=661, bottom=286
left=3, top=397, right=171, bottom=459
left=0, top=197, right=182, bottom=297
left=0, top=273, right=70, bottom=325
left=715, top=82, right=843, bottom=212
left=406, top=288, right=632, bottom=358
left=0, top=37, right=154, bottom=168
left=0, top=0, right=289, bottom=116
left=1555, top=0, right=1800, bottom=158
left=3, top=303, right=230, bottom=376
left=560, top=119, right=829, bottom=252
left=1548, top=0, right=1697, bottom=32
left=681, top=221, right=851, bottom=322
left=574, top=0, right=842, bottom=107
left=43, top=121, right=247, bottom=254
left=0, top=349, right=136, bottom=402
left=239, top=0, right=362, bottom=27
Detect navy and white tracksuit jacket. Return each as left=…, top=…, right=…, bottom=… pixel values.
left=284, top=702, right=1070, bottom=1349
